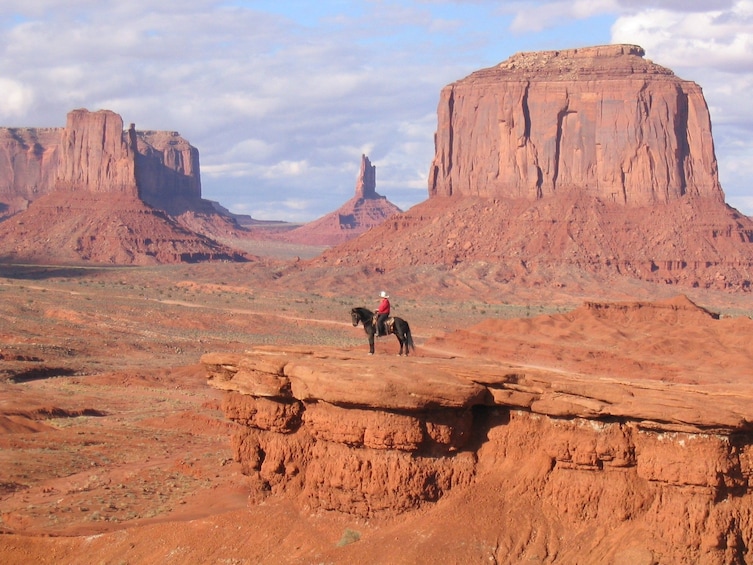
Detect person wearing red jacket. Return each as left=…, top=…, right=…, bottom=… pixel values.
left=375, top=290, right=391, bottom=337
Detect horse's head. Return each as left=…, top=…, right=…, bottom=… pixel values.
left=350, top=308, right=360, bottom=327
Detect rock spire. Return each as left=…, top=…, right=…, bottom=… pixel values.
left=355, top=154, right=377, bottom=199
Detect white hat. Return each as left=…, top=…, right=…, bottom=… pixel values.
left=379, top=290, right=389, bottom=298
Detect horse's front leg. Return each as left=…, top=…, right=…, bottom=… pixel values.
left=368, top=330, right=375, bottom=355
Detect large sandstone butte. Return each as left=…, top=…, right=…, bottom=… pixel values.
left=310, top=44, right=753, bottom=292
left=1, top=108, right=204, bottom=216
left=0, top=109, right=248, bottom=264
left=429, top=44, right=721, bottom=204
left=203, top=295, right=753, bottom=564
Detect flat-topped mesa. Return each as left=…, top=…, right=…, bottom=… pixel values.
left=0, top=108, right=203, bottom=215
left=428, top=44, right=723, bottom=205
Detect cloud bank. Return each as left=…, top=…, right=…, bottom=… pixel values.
left=0, top=0, right=751, bottom=220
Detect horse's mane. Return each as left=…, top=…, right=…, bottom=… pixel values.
left=352, top=306, right=373, bottom=319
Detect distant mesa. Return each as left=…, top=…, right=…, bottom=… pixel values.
left=0, top=108, right=249, bottom=264
left=0, top=108, right=403, bottom=263
left=314, top=44, right=753, bottom=292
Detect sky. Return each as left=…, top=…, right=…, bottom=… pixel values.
left=1, top=0, right=752, bottom=221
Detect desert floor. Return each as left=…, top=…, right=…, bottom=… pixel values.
left=1, top=254, right=751, bottom=564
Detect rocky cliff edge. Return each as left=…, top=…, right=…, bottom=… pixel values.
left=203, top=295, right=753, bottom=563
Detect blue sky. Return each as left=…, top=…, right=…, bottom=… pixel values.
left=1, top=0, right=751, bottom=220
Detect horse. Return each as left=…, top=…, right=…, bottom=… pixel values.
left=350, top=306, right=415, bottom=356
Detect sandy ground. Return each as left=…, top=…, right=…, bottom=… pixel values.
left=0, top=257, right=751, bottom=564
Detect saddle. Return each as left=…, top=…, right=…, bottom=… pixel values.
left=373, top=314, right=395, bottom=336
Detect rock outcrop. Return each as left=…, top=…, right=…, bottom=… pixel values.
left=0, top=109, right=205, bottom=217
left=0, top=109, right=249, bottom=264
left=203, top=296, right=753, bottom=563
left=307, top=44, right=753, bottom=293
left=280, top=154, right=402, bottom=246
left=429, top=44, right=722, bottom=205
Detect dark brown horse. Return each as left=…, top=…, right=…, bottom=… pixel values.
left=351, top=306, right=415, bottom=356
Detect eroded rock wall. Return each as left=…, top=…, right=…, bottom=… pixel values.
left=56, top=109, right=138, bottom=195
left=135, top=130, right=203, bottom=215
left=202, top=339, right=753, bottom=564
left=0, top=109, right=202, bottom=215
left=0, top=127, right=61, bottom=214
left=429, top=44, right=723, bottom=205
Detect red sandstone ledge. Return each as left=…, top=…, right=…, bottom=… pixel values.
left=202, top=351, right=753, bottom=435
left=203, top=296, right=753, bottom=434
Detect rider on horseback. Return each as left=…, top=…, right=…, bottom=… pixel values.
left=375, top=290, right=390, bottom=337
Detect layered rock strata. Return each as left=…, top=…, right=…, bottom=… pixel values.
left=0, top=109, right=247, bottom=263
left=0, top=109, right=203, bottom=217
left=429, top=44, right=723, bottom=205
left=203, top=296, right=753, bottom=563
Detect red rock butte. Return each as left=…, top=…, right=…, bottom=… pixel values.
left=429, top=44, right=722, bottom=205
left=0, top=108, right=247, bottom=264
left=311, top=44, right=753, bottom=293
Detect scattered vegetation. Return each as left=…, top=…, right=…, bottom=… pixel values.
left=336, top=528, right=361, bottom=547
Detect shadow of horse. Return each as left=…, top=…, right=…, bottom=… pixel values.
left=351, top=306, right=415, bottom=356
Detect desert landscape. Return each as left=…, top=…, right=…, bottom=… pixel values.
left=1, top=43, right=753, bottom=564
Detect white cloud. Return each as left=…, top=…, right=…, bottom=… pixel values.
left=508, top=0, right=619, bottom=33
left=0, top=77, right=34, bottom=118
left=1, top=0, right=752, bottom=219
left=261, top=160, right=310, bottom=179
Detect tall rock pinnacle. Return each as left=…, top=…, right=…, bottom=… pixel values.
left=278, top=153, right=401, bottom=246
left=355, top=154, right=377, bottom=199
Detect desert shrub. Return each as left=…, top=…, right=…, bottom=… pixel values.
left=336, top=528, right=361, bottom=547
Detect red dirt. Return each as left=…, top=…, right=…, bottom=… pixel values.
left=0, top=257, right=751, bottom=564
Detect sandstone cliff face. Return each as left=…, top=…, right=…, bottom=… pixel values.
left=0, top=109, right=247, bottom=264
left=203, top=296, right=753, bottom=564
left=136, top=129, right=203, bottom=215
left=56, top=109, right=139, bottom=195
left=0, top=127, right=61, bottom=215
left=0, top=109, right=203, bottom=217
left=429, top=44, right=723, bottom=205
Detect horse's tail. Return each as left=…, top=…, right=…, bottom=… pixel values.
left=404, top=322, right=415, bottom=352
